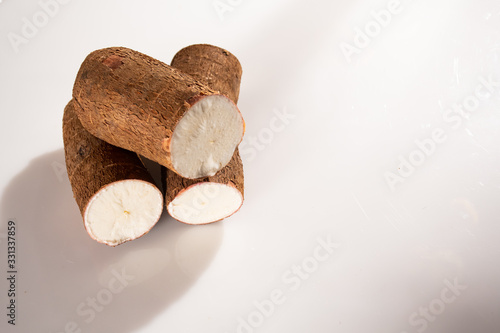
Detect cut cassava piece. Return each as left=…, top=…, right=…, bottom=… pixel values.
left=166, top=153, right=244, bottom=224
left=63, top=100, right=163, bottom=246
left=166, top=44, right=244, bottom=224
left=72, top=47, right=245, bottom=179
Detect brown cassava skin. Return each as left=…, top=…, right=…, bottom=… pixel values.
left=171, top=44, right=242, bottom=103
left=166, top=44, right=244, bottom=221
left=72, top=46, right=234, bottom=177
left=63, top=100, right=161, bottom=244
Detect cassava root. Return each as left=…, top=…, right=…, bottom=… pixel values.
left=166, top=44, right=245, bottom=224
left=63, top=100, right=163, bottom=246
left=72, top=47, right=245, bottom=179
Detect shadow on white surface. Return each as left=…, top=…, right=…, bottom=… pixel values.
left=0, top=149, right=223, bottom=332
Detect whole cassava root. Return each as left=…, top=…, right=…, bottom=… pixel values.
left=63, top=100, right=163, bottom=246
left=72, top=47, right=245, bottom=179
left=166, top=44, right=245, bottom=224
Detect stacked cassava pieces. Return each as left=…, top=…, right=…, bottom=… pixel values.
left=63, top=45, right=245, bottom=246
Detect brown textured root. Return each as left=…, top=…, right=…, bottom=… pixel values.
left=63, top=100, right=163, bottom=246
left=166, top=44, right=245, bottom=224
left=72, top=46, right=244, bottom=179
left=170, top=44, right=243, bottom=103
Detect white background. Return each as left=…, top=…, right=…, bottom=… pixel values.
left=1, top=0, right=500, bottom=332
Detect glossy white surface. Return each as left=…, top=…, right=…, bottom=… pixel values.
left=1, top=0, right=499, bottom=332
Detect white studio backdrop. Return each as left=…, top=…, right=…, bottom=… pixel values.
left=1, top=0, right=500, bottom=332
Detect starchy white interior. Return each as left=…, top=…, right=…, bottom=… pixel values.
left=171, top=95, right=244, bottom=179
left=167, top=183, right=243, bottom=224
left=84, top=180, right=163, bottom=246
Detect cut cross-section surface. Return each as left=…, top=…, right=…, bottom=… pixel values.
left=171, top=95, right=244, bottom=179
left=167, top=183, right=243, bottom=224
left=85, top=180, right=163, bottom=246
